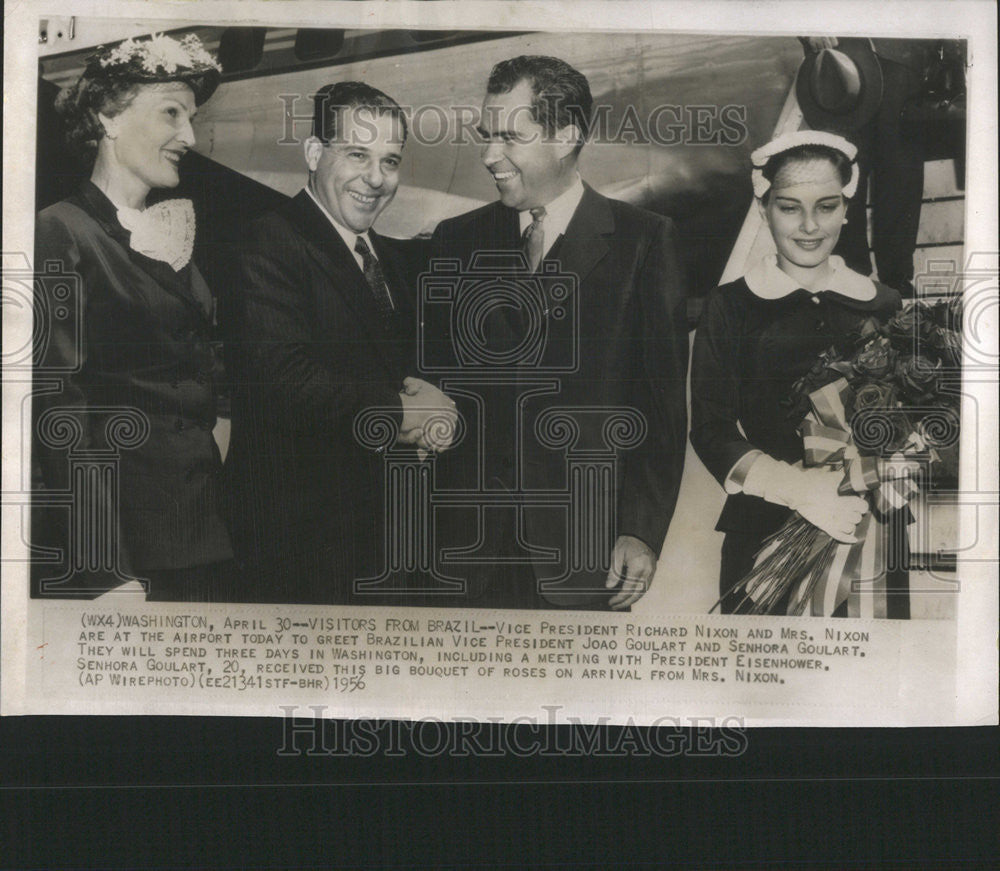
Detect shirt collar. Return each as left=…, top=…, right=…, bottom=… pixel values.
left=305, top=186, right=374, bottom=256
left=517, top=174, right=586, bottom=241
left=744, top=254, right=877, bottom=301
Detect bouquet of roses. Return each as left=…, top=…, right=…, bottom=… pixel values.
left=716, top=296, right=963, bottom=617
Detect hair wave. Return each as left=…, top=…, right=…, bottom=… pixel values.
left=54, top=75, right=140, bottom=167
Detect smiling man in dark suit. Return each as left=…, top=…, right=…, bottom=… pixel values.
left=429, top=56, right=689, bottom=610
left=226, top=81, right=455, bottom=603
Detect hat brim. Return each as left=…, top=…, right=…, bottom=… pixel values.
left=796, top=38, right=884, bottom=132
left=134, top=68, right=221, bottom=105
left=89, top=65, right=222, bottom=106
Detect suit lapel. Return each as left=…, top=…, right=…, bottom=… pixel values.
left=495, top=202, right=522, bottom=251
left=135, top=252, right=212, bottom=319
left=473, top=189, right=610, bottom=273
left=75, top=182, right=213, bottom=320
left=285, top=191, right=384, bottom=325
left=551, top=184, right=612, bottom=285
left=481, top=203, right=527, bottom=337
left=369, top=231, right=411, bottom=317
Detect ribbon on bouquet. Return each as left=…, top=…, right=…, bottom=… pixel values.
left=786, top=377, right=926, bottom=618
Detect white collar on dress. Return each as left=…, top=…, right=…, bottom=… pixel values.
left=744, top=254, right=876, bottom=301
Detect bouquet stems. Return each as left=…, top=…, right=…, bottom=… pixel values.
left=711, top=515, right=839, bottom=616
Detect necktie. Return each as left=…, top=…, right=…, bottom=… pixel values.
left=354, top=235, right=396, bottom=317
left=521, top=206, right=546, bottom=272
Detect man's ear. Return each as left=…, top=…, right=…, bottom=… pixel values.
left=553, top=123, right=581, bottom=161
left=304, top=136, right=323, bottom=172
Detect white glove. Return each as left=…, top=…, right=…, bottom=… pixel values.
left=743, top=456, right=868, bottom=543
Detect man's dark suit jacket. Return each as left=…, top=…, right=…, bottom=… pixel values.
left=32, top=182, right=232, bottom=597
left=225, top=191, right=421, bottom=603
left=428, top=184, right=688, bottom=608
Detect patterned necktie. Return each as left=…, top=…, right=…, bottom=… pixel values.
left=521, top=206, right=547, bottom=272
left=354, top=235, right=396, bottom=316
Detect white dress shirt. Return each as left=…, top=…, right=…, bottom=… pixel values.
left=517, top=174, right=586, bottom=258
left=305, top=186, right=379, bottom=272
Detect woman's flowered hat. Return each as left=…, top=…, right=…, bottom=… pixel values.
left=85, top=32, right=222, bottom=105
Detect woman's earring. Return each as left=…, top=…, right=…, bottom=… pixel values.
left=842, top=217, right=848, bottom=225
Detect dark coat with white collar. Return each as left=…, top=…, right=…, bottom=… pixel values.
left=691, top=266, right=902, bottom=536
left=32, top=182, right=232, bottom=596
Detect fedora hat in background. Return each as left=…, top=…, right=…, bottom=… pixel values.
left=796, top=37, right=884, bottom=132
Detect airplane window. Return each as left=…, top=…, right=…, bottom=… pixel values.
left=294, top=29, right=345, bottom=61
left=218, top=27, right=267, bottom=74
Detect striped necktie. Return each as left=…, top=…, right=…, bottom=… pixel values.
left=354, top=235, right=395, bottom=317
left=521, top=206, right=547, bottom=272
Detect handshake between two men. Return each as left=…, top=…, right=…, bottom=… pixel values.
left=397, top=377, right=459, bottom=457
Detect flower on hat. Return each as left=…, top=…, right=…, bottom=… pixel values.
left=179, top=33, right=222, bottom=70
left=143, top=33, right=192, bottom=74
left=96, top=32, right=222, bottom=77
left=100, top=37, right=141, bottom=69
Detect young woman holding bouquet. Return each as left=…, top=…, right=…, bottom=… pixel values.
left=690, top=130, right=907, bottom=616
